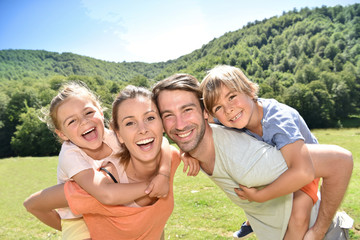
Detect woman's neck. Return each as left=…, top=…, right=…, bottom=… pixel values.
left=126, top=154, right=161, bottom=182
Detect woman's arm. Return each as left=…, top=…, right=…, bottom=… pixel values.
left=23, top=184, right=67, bottom=230
left=235, top=140, right=315, bottom=202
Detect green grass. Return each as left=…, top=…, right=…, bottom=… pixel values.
left=1, top=128, right=359, bottom=239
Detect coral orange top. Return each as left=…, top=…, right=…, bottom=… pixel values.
left=64, top=148, right=180, bottom=240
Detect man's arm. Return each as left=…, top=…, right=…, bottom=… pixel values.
left=305, top=144, right=353, bottom=240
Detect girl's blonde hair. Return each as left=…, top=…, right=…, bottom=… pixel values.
left=200, top=65, right=259, bottom=115
left=111, top=85, right=154, bottom=167
left=45, top=81, right=102, bottom=141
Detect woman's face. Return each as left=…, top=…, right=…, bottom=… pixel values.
left=116, top=96, right=163, bottom=163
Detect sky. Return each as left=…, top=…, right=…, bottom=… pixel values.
left=1, top=0, right=359, bottom=63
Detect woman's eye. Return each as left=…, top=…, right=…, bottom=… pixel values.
left=147, top=116, right=155, bottom=121
left=125, top=122, right=134, bottom=126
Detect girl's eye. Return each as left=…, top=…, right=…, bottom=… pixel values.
left=68, top=119, right=75, bottom=126
left=229, top=94, right=236, bottom=100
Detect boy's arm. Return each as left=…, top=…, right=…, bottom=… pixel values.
left=23, top=184, right=66, bottom=230
left=235, top=140, right=315, bottom=202
left=145, top=137, right=171, bottom=198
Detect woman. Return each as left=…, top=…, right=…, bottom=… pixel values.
left=24, top=85, right=180, bottom=240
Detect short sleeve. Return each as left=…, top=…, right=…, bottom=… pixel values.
left=57, top=143, right=92, bottom=183
left=261, top=99, right=304, bottom=150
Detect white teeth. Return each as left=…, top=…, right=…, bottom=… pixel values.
left=231, top=112, right=241, bottom=121
left=82, top=128, right=95, bottom=135
left=136, top=138, right=154, bottom=145
left=178, top=131, right=191, bottom=138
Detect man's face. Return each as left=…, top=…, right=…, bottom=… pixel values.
left=157, top=89, right=206, bottom=153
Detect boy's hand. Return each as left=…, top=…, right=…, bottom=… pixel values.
left=181, top=152, right=200, bottom=176
left=145, top=173, right=170, bottom=198
left=234, top=184, right=265, bottom=203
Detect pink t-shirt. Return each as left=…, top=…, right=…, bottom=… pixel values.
left=57, top=128, right=121, bottom=219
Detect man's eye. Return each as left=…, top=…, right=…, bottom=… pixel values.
left=86, top=111, right=94, bottom=115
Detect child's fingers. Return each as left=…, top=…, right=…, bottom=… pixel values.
left=183, top=160, right=189, bottom=173
left=145, top=182, right=154, bottom=195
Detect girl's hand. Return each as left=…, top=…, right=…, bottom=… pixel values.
left=145, top=172, right=170, bottom=198
left=181, top=151, right=200, bottom=176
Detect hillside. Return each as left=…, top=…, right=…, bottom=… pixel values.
left=1, top=3, right=360, bottom=157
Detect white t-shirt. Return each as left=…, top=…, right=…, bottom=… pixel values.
left=57, top=128, right=121, bottom=219
left=207, top=124, right=292, bottom=239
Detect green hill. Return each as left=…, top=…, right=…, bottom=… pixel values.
left=1, top=3, right=360, bottom=157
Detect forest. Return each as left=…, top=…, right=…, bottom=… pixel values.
left=0, top=3, right=359, bottom=158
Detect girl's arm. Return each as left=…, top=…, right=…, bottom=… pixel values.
left=235, top=140, right=315, bottom=202
left=23, top=184, right=67, bottom=230
left=73, top=166, right=150, bottom=205
left=145, top=137, right=171, bottom=198
left=181, top=151, right=200, bottom=176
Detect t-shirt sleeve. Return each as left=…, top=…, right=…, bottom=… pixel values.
left=58, top=145, right=92, bottom=180
left=264, top=105, right=304, bottom=150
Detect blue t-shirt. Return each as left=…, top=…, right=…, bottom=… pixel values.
left=243, top=98, right=318, bottom=150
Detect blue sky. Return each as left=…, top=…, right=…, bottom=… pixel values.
left=1, top=0, right=359, bottom=63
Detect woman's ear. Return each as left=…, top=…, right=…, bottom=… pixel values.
left=55, top=129, right=69, bottom=141
left=116, top=131, right=124, bottom=144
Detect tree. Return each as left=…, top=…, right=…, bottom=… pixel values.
left=11, top=107, right=60, bottom=156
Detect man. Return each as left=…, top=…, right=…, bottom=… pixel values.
left=152, top=73, right=353, bottom=240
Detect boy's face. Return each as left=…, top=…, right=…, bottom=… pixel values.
left=211, top=84, right=256, bottom=130
left=55, top=96, right=105, bottom=154
left=157, top=89, right=206, bottom=153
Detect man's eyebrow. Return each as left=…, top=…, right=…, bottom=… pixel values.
left=160, top=103, right=197, bottom=115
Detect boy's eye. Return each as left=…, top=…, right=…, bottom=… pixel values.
left=214, top=106, right=221, bottom=113
left=229, top=94, right=236, bottom=100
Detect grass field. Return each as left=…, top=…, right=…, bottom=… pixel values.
left=0, top=128, right=359, bottom=239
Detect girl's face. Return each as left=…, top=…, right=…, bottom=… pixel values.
left=116, top=97, right=163, bottom=163
left=211, top=84, right=256, bottom=129
left=55, top=96, right=105, bottom=154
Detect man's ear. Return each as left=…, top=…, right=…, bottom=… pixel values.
left=203, top=109, right=209, bottom=120
left=55, top=129, right=69, bottom=141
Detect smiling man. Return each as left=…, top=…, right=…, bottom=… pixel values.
left=152, top=73, right=353, bottom=240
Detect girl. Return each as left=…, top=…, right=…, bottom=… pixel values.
left=24, top=83, right=172, bottom=239
left=200, top=65, right=328, bottom=239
